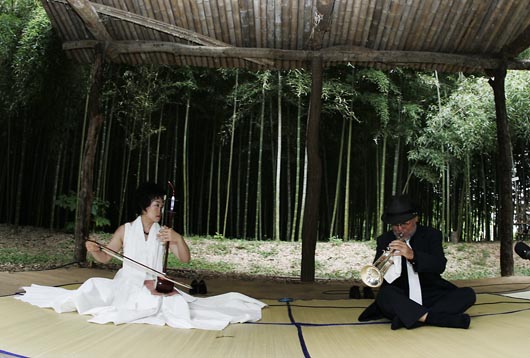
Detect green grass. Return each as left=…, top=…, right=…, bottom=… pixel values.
left=1, top=231, right=527, bottom=282
left=0, top=248, right=74, bottom=266
left=258, top=247, right=279, bottom=258
left=206, top=241, right=231, bottom=255
left=167, top=257, right=236, bottom=272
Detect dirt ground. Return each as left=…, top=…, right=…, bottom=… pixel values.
left=1, top=224, right=530, bottom=281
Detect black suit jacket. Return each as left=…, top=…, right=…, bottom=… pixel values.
left=359, top=225, right=456, bottom=321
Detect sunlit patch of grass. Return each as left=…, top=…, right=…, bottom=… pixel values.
left=206, top=241, right=231, bottom=255
left=258, top=247, right=278, bottom=258
left=515, top=267, right=530, bottom=276
left=321, top=270, right=354, bottom=280
left=234, top=240, right=263, bottom=254
left=366, top=240, right=377, bottom=250
left=328, top=237, right=343, bottom=246
left=0, top=248, right=74, bottom=266
left=471, top=249, right=490, bottom=266
left=443, top=269, right=495, bottom=281
left=2, top=227, right=519, bottom=282
left=169, top=257, right=235, bottom=272
left=248, top=264, right=276, bottom=276
left=454, top=243, right=468, bottom=252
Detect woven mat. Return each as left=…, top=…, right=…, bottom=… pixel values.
left=2, top=290, right=530, bottom=358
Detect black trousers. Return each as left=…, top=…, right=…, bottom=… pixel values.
left=375, top=285, right=476, bottom=328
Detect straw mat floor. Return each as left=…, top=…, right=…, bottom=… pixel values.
left=1, top=268, right=530, bottom=358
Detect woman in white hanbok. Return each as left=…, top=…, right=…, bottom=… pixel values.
left=16, top=183, right=266, bottom=330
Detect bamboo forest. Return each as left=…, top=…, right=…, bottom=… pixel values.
left=1, top=2, right=530, bottom=246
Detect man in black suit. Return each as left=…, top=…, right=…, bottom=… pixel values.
left=359, top=195, right=476, bottom=330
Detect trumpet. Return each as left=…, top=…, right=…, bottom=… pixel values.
left=360, top=233, right=404, bottom=288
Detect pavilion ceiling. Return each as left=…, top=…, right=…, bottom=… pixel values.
left=43, top=0, right=530, bottom=72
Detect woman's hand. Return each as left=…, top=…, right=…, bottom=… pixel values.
left=85, top=240, right=101, bottom=252
left=85, top=240, right=112, bottom=264
left=157, top=226, right=177, bottom=243
left=157, top=227, right=191, bottom=263
left=86, top=225, right=125, bottom=264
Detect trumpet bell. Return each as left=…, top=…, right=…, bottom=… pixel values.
left=360, top=264, right=384, bottom=288
left=360, top=250, right=395, bottom=287
left=360, top=233, right=404, bottom=288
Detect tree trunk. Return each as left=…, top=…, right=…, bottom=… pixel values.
left=216, top=145, right=222, bottom=235
left=376, top=132, right=387, bottom=237
left=298, top=150, right=308, bottom=242
left=223, top=71, right=238, bottom=237
left=487, top=65, right=514, bottom=276
left=236, top=127, right=243, bottom=238
left=465, top=155, right=471, bottom=242
left=285, top=123, right=292, bottom=241
left=183, top=97, right=190, bottom=236
left=329, top=118, right=345, bottom=239
left=50, top=142, right=63, bottom=229
left=74, top=49, right=105, bottom=263
left=344, top=118, right=353, bottom=240
left=135, top=129, right=143, bottom=187
left=206, top=135, right=215, bottom=236
left=301, top=56, right=323, bottom=282
left=95, top=100, right=108, bottom=198
left=172, top=108, right=179, bottom=186
left=255, top=76, right=266, bottom=240
left=243, top=117, right=253, bottom=239
left=154, top=105, right=164, bottom=183
left=391, top=137, right=400, bottom=195
left=454, top=175, right=465, bottom=243
left=118, top=118, right=134, bottom=224
left=96, top=95, right=113, bottom=200
left=14, top=117, right=28, bottom=228
left=291, top=95, right=303, bottom=242
left=274, top=71, right=282, bottom=241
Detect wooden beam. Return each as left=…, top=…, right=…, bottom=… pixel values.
left=88, top=1, right=272, bottom=66
left=63, top=40, right=530, bottom=71
left=53, top=0, right=272, bottom=66
left=66, top=0, right=112, bottom=41
left=90, top=1, right=228, bottom=47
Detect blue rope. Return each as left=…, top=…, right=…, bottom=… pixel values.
left=0, top=349, right=28, bottom=358
left=285, top=301, right=312, bottom=358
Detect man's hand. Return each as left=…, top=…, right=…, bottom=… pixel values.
left=389, top=240, right=414, bottom=261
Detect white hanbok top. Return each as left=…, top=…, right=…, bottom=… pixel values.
left=15, top=217, right=266, bottom=330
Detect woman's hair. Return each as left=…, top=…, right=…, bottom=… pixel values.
left=135, top=182, right=165, bottom=215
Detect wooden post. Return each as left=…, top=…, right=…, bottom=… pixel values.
left=487, top=64, right=514, bottom=276
left=74, top=46, right=105, bottom=263
left=301, top=55, right=323, bottom=282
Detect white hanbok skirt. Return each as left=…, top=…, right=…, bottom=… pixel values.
left=15, top=269, right=266, bottom=331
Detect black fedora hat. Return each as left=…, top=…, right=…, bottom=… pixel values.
left=381, top=195, right=419, bottom=225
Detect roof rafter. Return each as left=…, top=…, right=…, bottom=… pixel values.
left=66, top=0, right=112, bottom=41
left=63, top=40, right=530, bottom=71
left=57, top=0, right=273, bottom=67
left=44, top=0, right=530, bottom=73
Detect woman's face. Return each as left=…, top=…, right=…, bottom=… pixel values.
left=143, top=198, right=164, bottom=223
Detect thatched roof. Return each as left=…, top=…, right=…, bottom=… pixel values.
left=42, top=0, right=530, bottom=73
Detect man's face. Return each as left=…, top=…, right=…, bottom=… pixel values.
left=391, top=216, right=418, bottom=239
